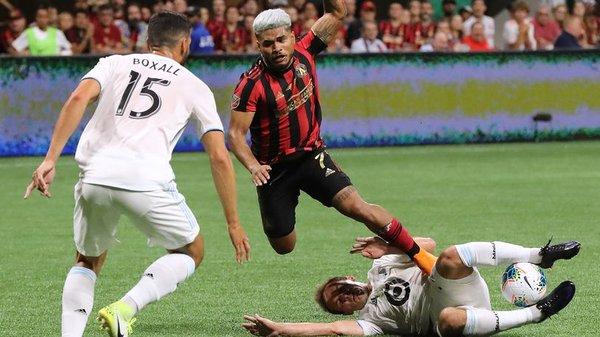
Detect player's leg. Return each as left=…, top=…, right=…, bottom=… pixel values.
left=257, top=164, right=302, bottom=254
left=96, top=182, right=204, bottom=336
left=63, top=182, right=120, bottom=337
left=454, top=240, right=580, bottom=269
left=300, top=151, right=437, bottom=273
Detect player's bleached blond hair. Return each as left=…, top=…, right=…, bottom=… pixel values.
left=252, top=8, right=291, bottom=34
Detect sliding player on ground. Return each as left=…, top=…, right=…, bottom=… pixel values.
left=24, top=11, right=250, bottom=337
left=243, top=238, right=580, bottom=336
left=228, top=1, right=437, bottom=274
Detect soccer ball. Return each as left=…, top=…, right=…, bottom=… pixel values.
left=501, top=263, right=547, bottom=307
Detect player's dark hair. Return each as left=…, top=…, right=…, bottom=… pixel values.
left=147, top=10, right=192, bottom=49
left=315, top=276, right=348, bottom=315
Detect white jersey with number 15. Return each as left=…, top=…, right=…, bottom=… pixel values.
left=75, top=53, right=223, bottom=191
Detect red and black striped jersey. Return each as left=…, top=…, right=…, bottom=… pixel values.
left=231, top=30, right=327, bottom=165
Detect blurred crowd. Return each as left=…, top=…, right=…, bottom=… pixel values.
left=0, top=0, right=598, bottom=56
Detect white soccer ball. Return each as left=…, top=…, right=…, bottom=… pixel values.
left=501, top=262, right=548, bottom=307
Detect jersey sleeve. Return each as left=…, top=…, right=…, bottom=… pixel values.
left=192, top=82, right=224, bottom=136
left=297, top=29, right=328, bottom=56
left=356, top=320, right=384, bottom=335
left=231, top=75, right=260, bottom=113
left=81, top=56, right=114, bottom=91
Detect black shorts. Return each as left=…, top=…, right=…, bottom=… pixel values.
left=257, top=150, right=353, bottom=238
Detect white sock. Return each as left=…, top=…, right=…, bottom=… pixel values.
left=455, top=242, right=542, bottom=267
left=121, top=254, right=196, bottom=314
left=61, top=266, right=96, bottom=337
left=463, top=307, right=543, bottom=336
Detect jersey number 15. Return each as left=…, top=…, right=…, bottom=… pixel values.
left=116, top=70, right=171, bottom=119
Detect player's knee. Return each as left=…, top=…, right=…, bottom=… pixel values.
left=269, top=236, right=296, bottom=255
left=437, top=246, right=464, bottom=271
left=438, top=307, right=466, bottom=337
left=75, top=252, right=106, bottom=275
left=272, top=242, right=295, bottom=255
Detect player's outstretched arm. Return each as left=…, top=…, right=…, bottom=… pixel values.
left=228, top=110, right=272, bottom=186
left=202, top=131, right=251, bottom=263
left=243, top=314, right=364, bottom=336
left=311, top=0, right=347, bottom=45
left=24, top=79, right=100, bottom=199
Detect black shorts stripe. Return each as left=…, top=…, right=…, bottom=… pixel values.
left=261, top=76, right=280, bottom=161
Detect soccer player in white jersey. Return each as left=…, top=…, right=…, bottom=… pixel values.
left=243, top=237, right=580, bottom=336
left=24, top=11, right=250, bottom=337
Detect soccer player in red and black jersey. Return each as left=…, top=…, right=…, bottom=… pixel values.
left=228, top=1, right=437, bottom=274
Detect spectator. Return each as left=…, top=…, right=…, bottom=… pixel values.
left=450, top=13, right=465, bottom=41
left=240, top=0, right=260, bottom=16
left=173, top=0, right=187, bottom=14
left=555, top=16, right=583, bottom=49
left=420, top=1, right=436, bottom=46
left=188, top=6, right=215, bottom=54
left=243, top=14, right=259, bottom=53
left=47, top=4, right=59, bottom=27
left=58, top=12, right=75, bottom=32
left=207, top=0, right=226, bottom=45
left=284, top=6, right=304, bottom=37
left=123, top=2, right=149, bottom=53
left=141, top=6, right=152, bottom=22
left=442, top=0, right=457, bottom=21
left=351, top=21, right=387, bottom=53
left=301, top=2, right=319, bottom=22
left=583, top=13, right=599, bottom=46
left=408, top=0, right=421, bottom=24
left=326, top=26, right=350, bottom=53
left=462, top=21, right=492, bottom=51
left=572, top=1, right=586, bottom=19
left=459, top=5, right=472, bottom=22
left=552, top=4, right=568, bottom=28
left=12, top=6, right=72, bottom=56
left=293, top=0, right=307, bottom=10
left=301, top=18, right=316, bottom=36
left=92, top=5, right=126, bottom=54
left=200, top=7, right=210, bottom=25
left=64, top=9, right=93, bottom=54
left=534, top=5, right=561, bottom=50
left=380, top=2, right=405, bottom=51
left=269, top=0, right=289, bottom=9
left=347, top=1, right=376, bottom=46
left=74, top=0, right=89, bottom=12
left=463, top=0, right=495, bottom=48
left=420, top=30, right=451, bottom=52
left=342, top=0, right=359, bottom=46
left=1, top=9, right=27, bottom=55
left=503, top=1, right=536, bottom=50
left=217, top=6, right=248, bottom=54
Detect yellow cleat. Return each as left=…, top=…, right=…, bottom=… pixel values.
left=97, top=301, right=136, bottom=337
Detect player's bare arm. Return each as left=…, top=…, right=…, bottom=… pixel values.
left=24, top=79, right=100, bottom=198
left=311, top=0, right=347, bottom=45
left=228, top=110, right=272, bottom=186
left=242, top=314, right=364, bottom=336
left=202, top=130, right=251, bottom=263
left=351, top=236, right=436, bottom=259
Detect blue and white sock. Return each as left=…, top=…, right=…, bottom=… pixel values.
left=455, top=242, right=542, bottom=268
left=61, top=266, right=96, bottom=337
left=121, top=254, right=196, bottom=314
left=463, top=307, right=543, bottom=336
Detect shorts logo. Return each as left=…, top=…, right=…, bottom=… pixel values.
left=295, top=64, right=308, bottom=78
left=325, top=168, right=336, bottom=177
left=231, top=94, right=241, bottom=110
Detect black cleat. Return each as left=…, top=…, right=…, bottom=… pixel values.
left=536, top=281, right=576, bottom=322
left=538, top=239, right=581, bottom=269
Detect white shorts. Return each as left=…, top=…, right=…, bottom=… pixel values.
left=426, top=266, right=492, bottom=336
left=73, top=180, right=200, bottom=257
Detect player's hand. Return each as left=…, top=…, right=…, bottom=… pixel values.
left=350, top=236, right=389, bottom=259
left=242, top=314, right=282, bottom=337
left=250, top=165, right=272, bottom=186
left=228, top=224, right=251, bottom=264
left=24, top=160, right=56, bottom=199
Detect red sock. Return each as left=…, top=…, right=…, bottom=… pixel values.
left=380, top=219, right=420, bottom=257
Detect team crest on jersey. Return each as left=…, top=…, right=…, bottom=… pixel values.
left=231, top=94, right=241, bottom=110
left=295, top=64, right=308, bottom=78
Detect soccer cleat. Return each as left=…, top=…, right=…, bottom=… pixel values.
left=535, top=280, right=576, bottom=322
left=538, top=240, right=581, bottom=269
left=97, top=301, right=136, bottom=337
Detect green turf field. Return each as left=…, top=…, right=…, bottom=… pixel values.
left=1, top=141, right=598, bottom=336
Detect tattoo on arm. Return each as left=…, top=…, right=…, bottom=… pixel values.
left=333, top=186, right=357, bottom=204
left=312, top=0, right=347, bottom=44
